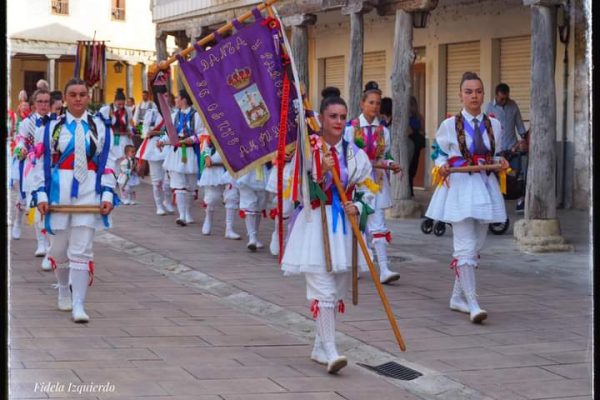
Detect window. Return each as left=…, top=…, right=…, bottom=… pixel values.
left=51, top=0, right=69, bottom=15
left=112, top=0, right=126, bottom=21
left=24, top=71, right=47, bottom=98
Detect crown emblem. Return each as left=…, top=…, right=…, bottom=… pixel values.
left=227, top=67, right=252, bottom=90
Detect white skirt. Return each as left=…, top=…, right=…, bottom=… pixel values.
left=281, top=205, right=370, bottom=275
left=265, top=162, right=293, bottom=194
left=198, top=166, right=226, bottom=187
left=162, top=145, right=199, bottom=175
left=425, top=171, right=507, bottom=223
left=137, top=136, right=165, bottom=162
left=110, top=135, right=133, bottom=161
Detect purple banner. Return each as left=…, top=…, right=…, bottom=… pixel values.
left=179, top=12, right=298, bottom=178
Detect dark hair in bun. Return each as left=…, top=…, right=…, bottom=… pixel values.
left=321, top=86, right=340, bottom=99
left=114, top=88, right=126, bottom=101
left=319, top=96, right=347, bottom=115
left=364, top=81, right=379, bottom=91
left=178, top=89, right=192, bottom=106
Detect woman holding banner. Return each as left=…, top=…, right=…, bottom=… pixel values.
left=157, top=89, right=204, bottom=226
left=281, top=96, right=377, bottom=374
left=425, top=72, right=509, bottom=323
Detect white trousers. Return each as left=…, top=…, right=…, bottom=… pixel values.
left=47, top=226, right=95, bottom=268
left=169, top=172, right=197, bottom=192
left=204, top=185, right=240, bottom=209
left=148, top=160, right=167, bottom=184
left=239, top=187, right=267, bottom=213
left=305, top=272, right=351, bottom=303
left=452, top=218, right=488, bottom=267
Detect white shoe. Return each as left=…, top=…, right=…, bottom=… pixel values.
left=41, top=256, right=52, bottom=271
left=255, top=240, right=264, bottom=249
left=129, top=200, right=138, bottom=205
left=34, top=243, right=47, bottom=257
left=122, top=199, right=131, bottom=205
left=225, top=230, right=241, bottom=240
left=58, top=295, right=72, bottom=311
left=12, top=223, right=21, bottom=240
left=72, top=301, right=89, bottom=323
left=156, top=206, right=167, bottom=216
left=202, top=211, right=212, bottom=235
left=380, top=270, right=400, bottom=284
left=327, top=355, right=348, bottom=374
left=269, top=231, right=279, bottom=256
left=247, top=240, right=257, bottom=252
left=163, top=201, right=175, bottom=214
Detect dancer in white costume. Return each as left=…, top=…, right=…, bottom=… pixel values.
left=197, top=135, right=241, bottom=239
left=117, top=145, right=140, bottom=205
left=99, top=88, right=134, bottom=166
left=30, top=78, right=117, bottom=323
left=265, top=146, right=295, bottom=257
left=13, top=89, right=53, bottom=270
left=136, top=106, right=175, bottom=215
left=281, top=96, right=377, bottom=374
left=344, top=87, right=401, bottom=284
left=157, top=89, right=203, bottom=226
left=237, top=163, right=270, bottom=251
left=425, top=72, right=509, bottom=323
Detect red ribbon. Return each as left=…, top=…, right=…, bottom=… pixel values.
left=137, top=137, right=149, bottom=160
left=238, top=210, right=246, bottom=219
left=450, top=258, right=459, bottom=278
left=88, top=261, right=95, bottom=286
left=276, top=71, right=291, bottom=264
left=373, top=231, right=392, bottom=243
left=48, top=256, right=57, bottom=271
left=310, top=299, right=320, bottom=319
left=337, top=300, right=345, bottom=314
left=269, top=208, right=278, bottom=220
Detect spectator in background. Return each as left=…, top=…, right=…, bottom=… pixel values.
left=380, top=97, right=392, bottom=128
left=408, top=96, right=426, bottom=197
left=485, top=83, right=528, bottom=213
left=16, top=90, right=31, bottom=123
left=133, top=90, right=157, bottom=128
left=50, top=90, right=64, bottom=116
left=126, top=96, right=136, bottom=116
left=36, top=79, right=50, bottom=91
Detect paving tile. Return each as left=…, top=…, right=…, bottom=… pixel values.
left=541, top=363, right=592, bottom=380
left=158, top=378, right=287, bottom=395
left=508, top=378, right=592, bottom=399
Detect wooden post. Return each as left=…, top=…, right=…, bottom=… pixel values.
left=513, top=0, right=573, bottom=252
left=347, top=11, right=363, bottom=119
left=572, top=0, right=591, bottom=211
left=284, top=14, right=316, bottom=91
left=126, top=62, right=134, bottom=98
left=388, top=9, right=421, bottom=219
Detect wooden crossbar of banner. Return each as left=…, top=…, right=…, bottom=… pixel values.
left=449, top=164, right=503, bottom=173
left=49, top=205, right=102, bottom=213
left=150, top=0, right=280, bottom=75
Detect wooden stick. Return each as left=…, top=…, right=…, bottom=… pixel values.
left=322, top=144, right=406, bottom=351
left=319, top=200, right=334, bottom=272
left=373, top=164, right=399, bottom=171
left=352, top=215, right=358, bottom=306
left=49, top=205, right=102, bottom=213
left=150, top=0, right=280, bottom=74
left=449, top=164, right=503, bottom=173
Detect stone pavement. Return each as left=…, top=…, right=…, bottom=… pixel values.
left=8, top=182, right=592, bottom=400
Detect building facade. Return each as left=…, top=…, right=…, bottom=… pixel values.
left=151, top=0, right=590, bottom=213
left=7, top=0, right=168, bottom=109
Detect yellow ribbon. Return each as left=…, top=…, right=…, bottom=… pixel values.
left=282, top=176, right=292, bottom=200
left=498, top=167, right=512, bottom=195
left=256, top=166, right=264, bottom=182
left=360, top=177, right=380, bottom=194
left=431, top=166, right=446, bottom=188
left=27, top=207, right=36, bottom=226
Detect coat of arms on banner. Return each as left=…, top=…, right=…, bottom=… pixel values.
left=228, top=67, right=271, bottom=129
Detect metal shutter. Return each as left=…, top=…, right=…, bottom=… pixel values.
left=446, top=41, right=480, bottom=116
left=363, top=51, right=386, bottom=95
left=500, top=36, right=531, bottom=122
left=324, top=56, right=345, bottom=98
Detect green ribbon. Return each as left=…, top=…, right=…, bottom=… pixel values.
left=181, top=144, right=188, bottom=163
left=114, top=133, right=120, bottom=146
left=308, top=177, right=327, bottom=203
left=353, top=191, right=374, bottom=232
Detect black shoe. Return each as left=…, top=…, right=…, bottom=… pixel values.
left=515, top=199, right=524, bottom=214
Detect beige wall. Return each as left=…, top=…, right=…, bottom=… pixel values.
left=10, top=59, right=47, bottom=111
left=307, top=0, right=576, bottom=187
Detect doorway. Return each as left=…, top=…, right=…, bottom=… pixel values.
left=411, top=62, right=426, bottom=189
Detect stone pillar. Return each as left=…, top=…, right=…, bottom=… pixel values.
left=155, top=31, right=168, bottom=62
left=46, top=55, right=60, bottom=91
left=572, top=0, right=590, bottom=210
left=387, top=9, right=421, bottom=219
left=174, top=30, right=190, bottom=94
left=514, top=0, right=572, bottom=252
left=142, top=63, right=149, bottom=91
left=284, top=14, right=316, bottom=91
left=342, top=0, right=372, bottom=118
left=126, top=62, right=134, bottom=98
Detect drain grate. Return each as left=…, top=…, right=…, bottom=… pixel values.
left=357, top=361, right=423, bottom=381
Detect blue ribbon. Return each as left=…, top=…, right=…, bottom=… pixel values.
left=95, top=119, right=112, bottom=195
left=330, top=187, right=347, bottom=235
left=18, top=159, right=25, bottom=199
left=430, top=140, right=448, bottom=161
